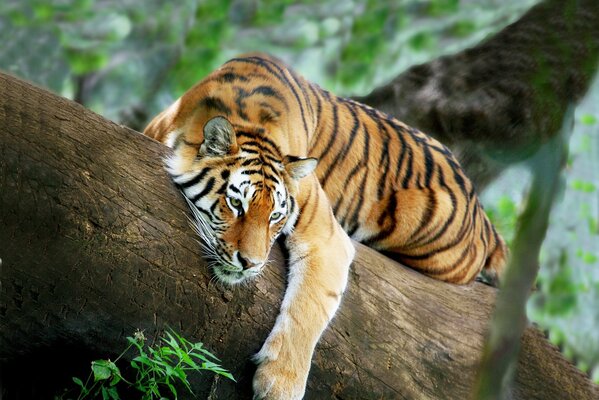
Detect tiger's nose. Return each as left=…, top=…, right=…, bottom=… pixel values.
left=237, top=252, right=263, bottom=270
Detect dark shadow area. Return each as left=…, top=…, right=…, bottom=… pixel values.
left=0, top=341, right=112, bottom=399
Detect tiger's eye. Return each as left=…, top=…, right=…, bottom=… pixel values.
left=270, top=212, right=282, bottom=221
left=230, top=198, right=242, bottom=207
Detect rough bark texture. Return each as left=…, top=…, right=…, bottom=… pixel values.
left=356, top=0, right=599, bottom=189
left=1, top=74, right=598, bottom=399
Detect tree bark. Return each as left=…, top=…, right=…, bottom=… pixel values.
left=1, top=75, right=597, bottom=399
left=356, top=0, right=599, bottom=189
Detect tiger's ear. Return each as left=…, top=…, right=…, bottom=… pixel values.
left=200, top=116, right=238, bottom=157
left=283, top=156, right=318, bottom=180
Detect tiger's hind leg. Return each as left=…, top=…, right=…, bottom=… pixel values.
left=253, top=177, right=355, bottom=400
left=362, top=186, right=507, bottom=285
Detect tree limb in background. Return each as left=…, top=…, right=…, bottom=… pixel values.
left=472, top=106, right=574, bottom=400
left=357, top=0, right=599, bottom=189
left=1, top=74, right=597, bottom=399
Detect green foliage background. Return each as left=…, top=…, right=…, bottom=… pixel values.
left=1, top=0, right=597, bottom=383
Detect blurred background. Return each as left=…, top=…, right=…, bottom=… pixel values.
left=1, top=0, right=597, bottom=383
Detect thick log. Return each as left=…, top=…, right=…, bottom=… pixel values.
left=0, top=74, right=597, bottom=399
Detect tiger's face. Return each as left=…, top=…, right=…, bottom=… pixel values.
left=168, top=116, right=316, bottom=285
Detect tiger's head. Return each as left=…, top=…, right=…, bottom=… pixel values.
left=167, top=116, right=316, bottom=285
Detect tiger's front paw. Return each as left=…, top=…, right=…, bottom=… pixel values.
left=252, top=358, right=308, bottom=400
left=252, top=334, right=309, bottom=400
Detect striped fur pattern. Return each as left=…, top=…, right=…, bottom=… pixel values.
left=144, top=53, right=507, bottom=399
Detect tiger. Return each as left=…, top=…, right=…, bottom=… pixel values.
left=143, top=53, right=507, bottom=400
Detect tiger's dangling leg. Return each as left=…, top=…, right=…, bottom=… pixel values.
left=253, top=177, right=355, bottom=400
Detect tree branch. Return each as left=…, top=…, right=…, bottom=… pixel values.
left=356, top=0, right=599, bottom=189
left=1, top=74, right=597, bottom=399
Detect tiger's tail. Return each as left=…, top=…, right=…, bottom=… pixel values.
left=481, top=234, right=508, bottom=287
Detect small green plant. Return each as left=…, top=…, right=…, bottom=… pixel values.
left=61, top=329, right=234, bottom=400
left=485, top=194, right=519, bottom=246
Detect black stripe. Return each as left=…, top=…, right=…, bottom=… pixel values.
left=178, top=168, right=210, bottom=189
left=251, top=85, right=288, bottom=107
left=386, top=119, right=408, bottom=181
left=343, top=124, right=371, bottom=236
left=190, top=177, right=216, bottom=203
left=409, top=189, right=437, bottom=240
left=401, top=192, right=474, bottom=261
left=210, top=199, right=220, bottom=214
left=296, top=185, right=313, bottom=227
left=410, top=166, right=456, bottom=247
left=249, top=56, right=310, bottom=135
left=321, top=102, right=360, bottom=187
left=288, top=67, right=314, bottom=123
left=237, top=131, right=283, bottom=158
left=215, top=72, right=249, bottom=83
left=264, top=154, right=281, bottom=164
left=314, top=101, right=339, bottom=162
left=234, top=87, right=250, bottom=121
left=304, top=184, right=320, bottom=226
left=342, top=122, right=370, bottom=190
left=362, top=193, right=398, bottom=246
left=264, top=172, right=280, bottom=184
left=228, top=184, right=241, bottom=194
left=401, top=146, right=414, bottom=189
left=425, top=238, right=474, bottom=276
left=423, top=144, right=434, bottom=187
left=216, top=182, right=228, bottom=194
left=242, top=147, right=260, bottom=154
left=200, top=97, right=231, bottom=116
left=453, top=168, right=468, bottom=197
left=361, top=106, right=391, bottom=199
left=241, top=169, right=262, bottom=176
left=195, top=204, right=217, bottom=224
left=376, top=136, right=390, bottom=199
left=242, top=158, right=260, bottom=166
left=226, top=56, right=310, bottom=135
left=308, top=84, right=322, bottom=123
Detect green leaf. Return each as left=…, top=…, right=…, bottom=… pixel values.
left=548, top=328, right=565, bottom=346
left=106, top=386, right=120, bottom=400
left=580, top=114, right=597, bottom=125
left=166, top=381, right=178, bottom=397
left=33, top=3, right=55, bottom=21
left=577, top=361, right=590, bottom=373
left=582, top=252, right=598, bottom=264
left=428, top=0, right=459, bottom=16
left=408, top=31, right=435, bottom=51
left=92, top=360, right=113, bottom=381
left=451, top=20, right=477, bottom=37
left=571, top=179, right=596, bottom=193
left=543, top=267, right=578, bottom=316
left=72, top=376, right=85, bottom=388
left=65, top=50, right=109, bottom=74
left=191, top=343, right=221, bottom=361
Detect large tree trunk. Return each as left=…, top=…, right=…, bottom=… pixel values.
left=356, top=0, right=599, bottom=189
left=1, top=75, right=597, bottom=398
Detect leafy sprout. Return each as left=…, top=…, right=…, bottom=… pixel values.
left=60, top=328, right=234, bottom=400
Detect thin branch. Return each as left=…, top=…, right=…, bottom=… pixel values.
left=472, top=106, right=574, bottom=399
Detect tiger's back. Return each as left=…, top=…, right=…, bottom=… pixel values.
left=307, top=92, right=507, bottom=284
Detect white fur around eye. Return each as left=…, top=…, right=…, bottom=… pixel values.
left=227, top=169, right=255, bottom=214
left=270, top=184, right=288, bottom=225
